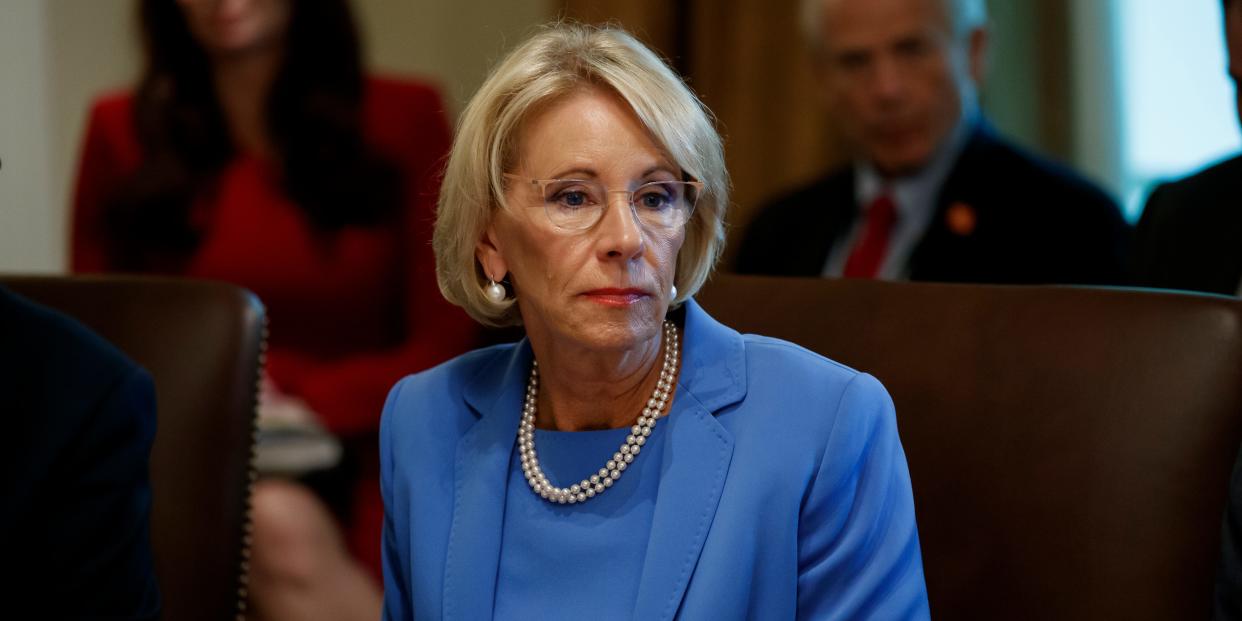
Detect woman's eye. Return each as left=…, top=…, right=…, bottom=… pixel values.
left=637, top=189, right=672, bottom=209
left=556, top=190, right=590, bottom=208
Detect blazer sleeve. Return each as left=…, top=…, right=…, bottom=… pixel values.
left=47, top=366, right=161, bottom=619
left=796, top=373, right=930, bottom=621
left=277, top=86, right=479, bottom=436
left=380, top=379, right=409, bottom=621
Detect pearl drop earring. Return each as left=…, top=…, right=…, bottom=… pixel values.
left=670, top=284, right=678, bottom=299
left=485, top=276, right=506, bottom=303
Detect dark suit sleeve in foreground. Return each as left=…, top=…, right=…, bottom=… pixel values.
left=1, top=288, right=160, bottom=620
left=39, top=366, right=161, bottom=620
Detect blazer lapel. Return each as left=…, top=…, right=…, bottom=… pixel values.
left=632, top=301, right=745, bottom=620
left=442, top=342, right=531, bottom=621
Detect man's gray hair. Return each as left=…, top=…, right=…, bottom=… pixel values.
left=801, top=0, right=988, bottom=51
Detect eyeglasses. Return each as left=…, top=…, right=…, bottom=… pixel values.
left=504, top=174, right=703, bottom=232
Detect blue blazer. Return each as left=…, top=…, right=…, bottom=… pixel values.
left=380, top=299, right=929, bottom=620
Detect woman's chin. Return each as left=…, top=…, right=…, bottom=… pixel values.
left=568, top=313, right=665, bottom=353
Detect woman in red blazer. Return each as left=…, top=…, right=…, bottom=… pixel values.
left=71, top=1, right=476, bottom=618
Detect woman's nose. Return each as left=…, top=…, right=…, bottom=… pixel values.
left=595, top=193, right=646, bottom=261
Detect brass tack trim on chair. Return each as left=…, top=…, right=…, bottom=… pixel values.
left=235, top=317, right=268, bottom=620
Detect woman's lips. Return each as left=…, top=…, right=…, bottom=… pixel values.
left=581, top=288, right=650, bottom=307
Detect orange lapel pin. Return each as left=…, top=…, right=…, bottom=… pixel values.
left=946, top=201, right=976, bottom=236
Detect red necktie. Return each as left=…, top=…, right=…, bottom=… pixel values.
left=842, top=193, right=898, bottom=279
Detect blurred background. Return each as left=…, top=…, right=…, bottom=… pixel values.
left=1, top=0, right=1238, bottom=273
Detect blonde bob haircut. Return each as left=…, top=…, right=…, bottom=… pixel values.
left=433, top=21, right=730, bottom=328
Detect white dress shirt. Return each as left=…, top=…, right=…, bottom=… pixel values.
left=823, top=112, right=976, bottom=280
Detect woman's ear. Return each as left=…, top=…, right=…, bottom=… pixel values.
left=475, top=222, right=508, bottom=282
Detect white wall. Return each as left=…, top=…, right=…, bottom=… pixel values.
left=0, top=0, right=552, bottom=274
left=0, top=1, right=57, bottom=274
left=354, top=0, right=551, bottom=113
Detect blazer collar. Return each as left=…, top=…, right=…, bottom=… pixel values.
left=444, top=341, right=530, bottom=621
left=445, top=300, right=744, bottom=620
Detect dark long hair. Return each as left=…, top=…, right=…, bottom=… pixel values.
left=107, top=0, right=400, bottom=268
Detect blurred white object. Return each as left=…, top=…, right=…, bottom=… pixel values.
left=255, top=375, right=342, bottom=475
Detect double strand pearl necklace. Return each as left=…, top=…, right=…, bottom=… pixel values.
left=518, top=320, right=680, bottom=504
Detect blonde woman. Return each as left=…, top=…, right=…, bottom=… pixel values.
left=380, top=23, right=929, bottom=620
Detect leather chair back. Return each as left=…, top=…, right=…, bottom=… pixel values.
left=3, top=275, right=265, bottom=621
left=697, top=274, right=1242, bottom=620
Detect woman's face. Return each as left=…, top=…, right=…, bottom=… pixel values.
left=479, top=87, right=686, bottom=355
left=177, top=0, right=291, bottom=58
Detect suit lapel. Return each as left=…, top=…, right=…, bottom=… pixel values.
left=442, top=342, right=530, bottom=621
left=815, top=171, right=858, bottom=275
left=909, top=121, right=993, bottom=280
left=631, top=301, right=744, bottom=620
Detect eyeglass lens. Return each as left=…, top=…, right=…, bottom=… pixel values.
left=540, top=179, right=698, bottom=230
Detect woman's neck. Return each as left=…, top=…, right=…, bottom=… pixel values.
left=211, top=48, right=283, bottom=158
left=529, top=330, right=669, bottom=432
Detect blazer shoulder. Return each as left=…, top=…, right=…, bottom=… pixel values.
left=968, top=132, right=1115, bottom=206
left=754, top=168, right=852, bottom=222
left=729, top=334, right=896, bottom=471
left=0, top=287, right=138, bottom=386
left=383, top=344, right=515, bottom=432
left=0, top=288, right=152, bottom=448
left=742, top=333, right=859, bottom=379
left=739, top=333, right=890, bottom=412
left=81, top=90, right=141, bottom=159
left=365, top=75, right=444, bottom=110
left=363, top=75, right=450, bottom=162
left=1145, top=154, right=1242, bottom=213
left=87, top=90, right=135, bottom=127
left=735, top=168, right=853, bottom=274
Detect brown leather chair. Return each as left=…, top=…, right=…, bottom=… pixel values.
left=2, top=275, right=265, bottom=621
left=698, top=273, right=1242, bottom=620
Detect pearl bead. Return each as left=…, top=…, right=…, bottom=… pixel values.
left=517, top=320, right=678, bottom=505
left=486, top=280, right=506, bottom=303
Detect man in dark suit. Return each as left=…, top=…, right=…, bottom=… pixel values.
left=1143, top=3, right=1242, bottom=619
left=736, top=0, right=1129, bottom=284
left=1, top=285, right=160, bottom=619
left=1133, top=0, right=1242, bottom=297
